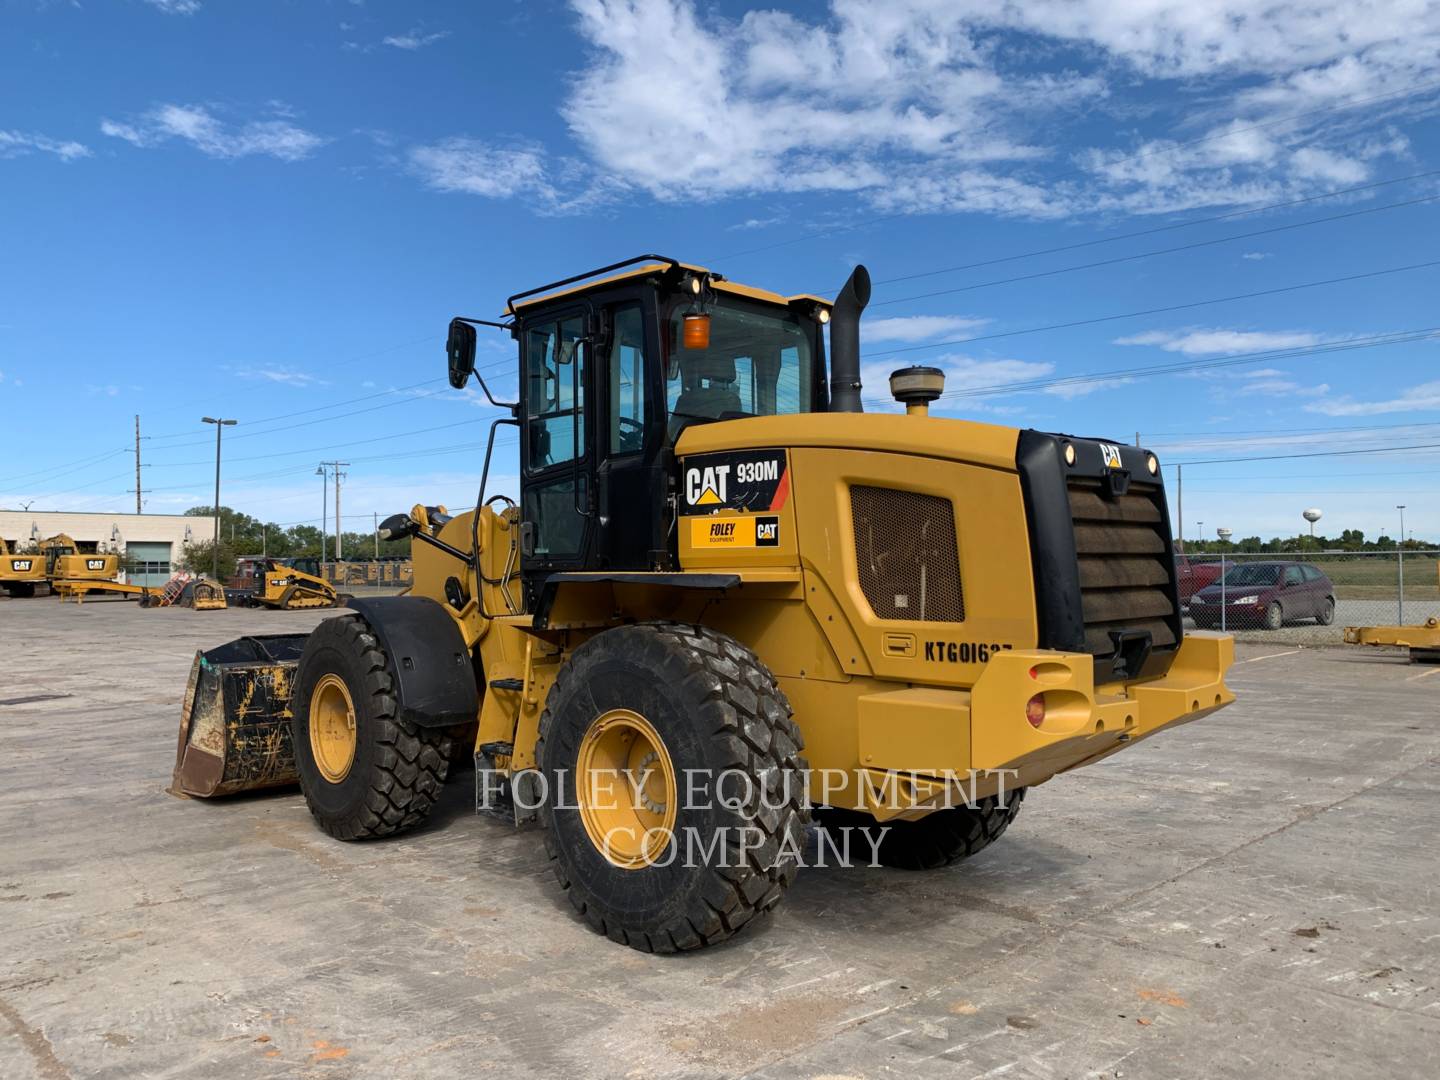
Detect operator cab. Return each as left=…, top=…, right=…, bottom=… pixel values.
left=447, top=256, right=833, bottom=601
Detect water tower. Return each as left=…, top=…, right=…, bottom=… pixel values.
left=1217, top=527, right=1232, bottom=544
left=1303, top=508, right=1322, bottom=542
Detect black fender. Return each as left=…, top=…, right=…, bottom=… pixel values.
left=344, top=596, right=479, bottom=728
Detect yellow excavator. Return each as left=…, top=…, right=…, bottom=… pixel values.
left=1, top=537, right=49, bottom=598
left=2, top=534, right=119, bottom=598
left=173, top=255, right=1234, bottom=952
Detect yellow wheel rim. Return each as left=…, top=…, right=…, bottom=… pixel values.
left=575, top=709, right=677, bottom=870
left=309, top=673, right=357, bottom=784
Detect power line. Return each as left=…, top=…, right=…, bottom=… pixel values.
left=1171, top=441, right=1440, bottom=466
left=863, top=259, right=1440, bottom=362
left=861, top=169, right=1440, bottom=291
left=867, top=192, right=1440, bottom=308
left=883, top=327, right=1440, bottom=406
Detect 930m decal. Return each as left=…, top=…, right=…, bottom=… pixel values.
left=681, top=449, right=789, bottom=515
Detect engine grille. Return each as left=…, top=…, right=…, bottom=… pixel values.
left=1067, top=477, right=1178, bottom=654
left=851, top=485, right=964, bottom=622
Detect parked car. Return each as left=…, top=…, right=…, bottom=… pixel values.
left=1189, top=561, right=1335, bottom=630
left=1176, top=555, right=1224, bottom=606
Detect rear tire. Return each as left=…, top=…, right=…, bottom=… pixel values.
left=537, top=622, right=809, bottom=953
left=1316, top=597, right=1335, bottom=626
left=292, top=614, right=453, bottom=840
left=819, top=790, right=1024, bottom=870
left=1264, top=602, right=1284, bottom=630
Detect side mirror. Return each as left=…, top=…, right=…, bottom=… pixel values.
left=378, top=513, right=418, bottom=542
left=447, top=319, right=477, bottom=389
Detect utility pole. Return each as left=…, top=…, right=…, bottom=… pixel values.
left=134, top=415, right=143, bottom=514
left=320, top=461, right=349, bottom=560
left=1176, top=464, right=1183, bottom=553
left=374, top=511, right=379, bottom=559
left=202, top=417, right=237, bottom=581
left=1397, top=504, right=1407, bottom=625
left=316, top=465, right=328, bottom=562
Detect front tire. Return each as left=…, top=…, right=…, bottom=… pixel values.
left=292, top=615, right=453, bottom=840
left=1264, top=602, right=1284, bottom=630
left=820, top=790, right=1024, bottom=870
left=537, top=623, right=809, bottom=953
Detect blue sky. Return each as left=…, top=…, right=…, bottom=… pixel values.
left=3, top=0, right=1439, bottom=543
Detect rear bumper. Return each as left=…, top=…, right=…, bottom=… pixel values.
left=853, top=633, right=1235, bottom=819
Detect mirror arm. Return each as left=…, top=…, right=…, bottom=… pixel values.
left=471, top=372, right=519, bottom=415
left=453, top=316, right=513, bottom=332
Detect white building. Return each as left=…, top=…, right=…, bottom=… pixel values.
left=0, top=511, right=204, bottom=585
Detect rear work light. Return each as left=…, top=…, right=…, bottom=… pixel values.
left=1026, top=694, right=1046, bottom=729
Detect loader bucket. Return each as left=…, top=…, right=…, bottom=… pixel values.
left=170, top=634, right=310, bottom=798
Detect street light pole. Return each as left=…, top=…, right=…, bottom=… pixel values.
left=201, top=417, right=237, bottom=581
left=1397, top=505, right=1406, bottom=624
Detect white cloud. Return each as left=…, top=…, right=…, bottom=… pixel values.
left=1305, top=380, right=1440, bottom=416
left=550, top=0, right=1440, bottom=217
left=1241, top=251, right=1271, bottom=261
left=1114, top=329, right=1324, bottom=356
left=407, top=138, right=552, bottom=199
left=144, top=0, right=201, bottom=13
left=1236, top=378, right=1330, bottom=397
left=100, top=104, right=325, bottom=161
left=238, top=367, right=331, bottom=388
left=0, top=130, right=90, bottom=162
left=861, top=315, right=989, bottom=344
left=863, top=353, right=1054, bottom=410
left=383, top=28, right=451, bottom=50
left=727, top=215, right=785, bottom=231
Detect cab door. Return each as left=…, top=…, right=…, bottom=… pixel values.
left=519, top=307, right=595, bottom=580
left=594, top=299, right=669, bottom=570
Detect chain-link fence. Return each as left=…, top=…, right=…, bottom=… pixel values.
left=1177, top=550, right=1440, bottom=644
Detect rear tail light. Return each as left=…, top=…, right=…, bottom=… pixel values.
left=1026, top=694, right=1046, bottom=729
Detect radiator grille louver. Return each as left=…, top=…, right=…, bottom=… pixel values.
left=851, top=486, right=965, bottom=622
left=1067, top=477, right=1178, bottom=654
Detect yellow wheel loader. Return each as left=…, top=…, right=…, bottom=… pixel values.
left=173, top=255, right=1235, bottom=952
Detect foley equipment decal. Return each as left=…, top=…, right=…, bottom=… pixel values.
left=681, top=449, right=789, bottom=515
left=690, top=515, right=781, bottom=549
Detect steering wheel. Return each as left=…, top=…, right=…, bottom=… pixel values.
left=616, top=415, right=644, bottom=452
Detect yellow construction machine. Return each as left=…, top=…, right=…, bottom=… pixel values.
left=1, top=537, right=49, bottom=598
left=234, top=557, right=347, bottom=610
left=1344, top=564, right=1440, bottom=663
left=173, top=255, right=1235, bottom=952
left=1, top=533, right=118, bottom=598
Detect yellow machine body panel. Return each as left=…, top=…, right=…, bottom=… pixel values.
left=1344, top=566, right=1440, bottom=660
left=655, top=413, right=1234, bottom=814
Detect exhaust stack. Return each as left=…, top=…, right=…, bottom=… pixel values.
left=828, top=264, right=870, bottom=413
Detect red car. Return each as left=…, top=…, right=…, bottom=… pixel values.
left=1189, top=561, right=1336, bottom=630
left=1176, top=556, right=1224, bottom=606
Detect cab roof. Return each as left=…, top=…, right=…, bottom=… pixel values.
left=507, top=258, right=832, bottom=317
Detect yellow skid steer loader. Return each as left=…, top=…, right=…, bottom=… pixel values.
left=173, top=255, right=1235, bottom=952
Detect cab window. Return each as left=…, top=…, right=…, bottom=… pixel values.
left=666, top=297, right=812, bottom=432
left=525, top=314, right=586, bottom=471
left=609, top=305, right=647, bottom=455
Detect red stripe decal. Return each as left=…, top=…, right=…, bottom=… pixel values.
left=769, top=467, right=790, bottom=511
